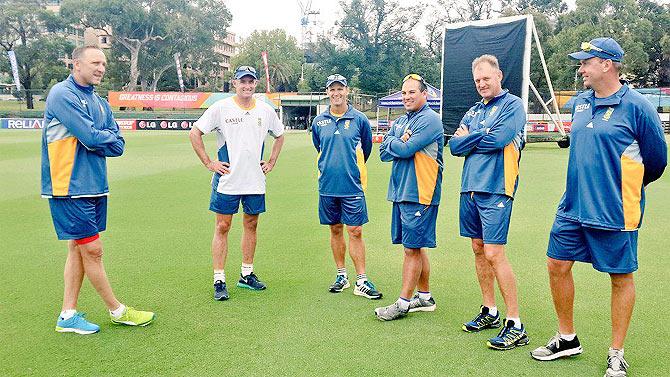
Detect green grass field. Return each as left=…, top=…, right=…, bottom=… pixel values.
left=1, top=130, right=668, bottom=376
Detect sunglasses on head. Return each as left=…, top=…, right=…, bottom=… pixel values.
left=580, top=42, right=617, bottom=59
left=403, top=73, right=426, bottom=85
left=236, top=66, right=257, bottom=73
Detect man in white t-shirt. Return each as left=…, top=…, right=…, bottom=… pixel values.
left=189, top=65, right=285, bottom=300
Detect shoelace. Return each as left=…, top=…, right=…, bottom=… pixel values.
left=608, top=351, right=629, bottom=371
left=546, top=333, right=562, bottom=350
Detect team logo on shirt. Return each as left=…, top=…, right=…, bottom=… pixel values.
left=257, top=117, right=262, bottom=126
left=575, top=103, right=590, bottom=112
left=344, top=120, right=350, bottom=129
left=316, top=119, right=332, bottom=126
left=602, top=107, right=614, bottom=121
left=80, top=99, right=88, bottom=108
left=488, top=106, right=498, bottom=117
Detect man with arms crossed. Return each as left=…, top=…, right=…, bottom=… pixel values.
left=311, top=74, right=382, bottom=299
left=375, top=74, right=444, bottom=320
left=530, top=38, right=666, bottom=377
left=449, top=54, right=528, bottom=350
left=190, top=65, right=285, bottom=301
left=42, top=45, right=155, bottom=334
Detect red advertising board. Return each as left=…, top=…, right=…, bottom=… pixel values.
left=108, top=92, right=209, bottom=108
left=117, top=119, right=136, bottom=130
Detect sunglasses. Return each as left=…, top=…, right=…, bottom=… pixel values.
left=403, top=73, right=426, bottom=85
left=580, top=42, right=618, bottom=59
left=236, top=66, right=257, bottom=73
left=327, top=74, right=346, bottom=81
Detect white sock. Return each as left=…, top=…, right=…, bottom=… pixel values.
left=418, top=291, right=431, bottom=300
left=487, top=306, right=498, bottom=316
left=560, top=333, right=576, bottom=341
left=506, top=317, right=521, bottom=327
left=397, top=297, right=410, bottom=311
left=356, top=273, right=368, bottom=285
left=337, top=267, right=347, bottom=277
left=60, top=309, right=76, bottom=320
left=214, top=270, right=225, bottom=283
left=241, top=263, right=253, bottom=277
left=110, top=303, right=126, bottom=319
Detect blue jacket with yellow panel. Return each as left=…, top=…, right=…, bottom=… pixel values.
left=380, top=103, right=444, bottom=205
left=557, top=83, right=667, bottom=230
left=311, top=104, right=372, bottom=197
left=41, top=75, right=125, bottom=198
left=448, top=90, right=525, bottom=198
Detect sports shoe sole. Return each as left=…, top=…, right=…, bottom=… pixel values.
left=111, top=314, right=156, bottom=327
left=237, top=282, right=266, bottom=290
left=353, top=288, right=382, bottom=300
left=374, top=309, right=407, bottom=321
left=462, top=320, right=502, bottom=333
left=55, top=326, right=99, bottom=335
left=409, top=304, right=436, bottom=312
left=329, top=281, right=350, bottom=293
left=487, top=335, right=530, bottom=350
left=214, top=295, right=229, bottom=301
left=530, top=346, right=583, bottom=361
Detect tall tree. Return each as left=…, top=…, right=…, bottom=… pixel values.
left=0, top=0, right=72, bottom=108
left=547, top=0, right=656, bottom=89
left=231, top=29, right=304, bottom=92
left=61, top=0, right=231, bottom=91
left=334, top=0, right=422, bottom=93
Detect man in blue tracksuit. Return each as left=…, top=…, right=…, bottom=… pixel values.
left=449, top=55, right=528, bottom=350
left=375, top=74, right=444, bottom=321
left=311, top=74, right=382, bottom=299
left=530, top=38, right=667, bottom=377
left=42, top=46, right=154, bottom=335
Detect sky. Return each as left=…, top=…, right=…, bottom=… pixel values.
left=226, top=0, right=340, bottom=43
left=225, top=0, right=668, bottom=45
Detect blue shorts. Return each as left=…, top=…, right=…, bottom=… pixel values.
left=318, top=195, right=368, bottom=226
left=209, top=191, right=265, bottom=215
left=391, top=202, right=438, bottom=249
left=459, top=192, right=513, bottom=245
left=547, top=215, right=638, bottom=273
left=48, top=196, right=107, bottom=240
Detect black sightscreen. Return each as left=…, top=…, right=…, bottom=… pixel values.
left=441, top=18, right=527, bottom=135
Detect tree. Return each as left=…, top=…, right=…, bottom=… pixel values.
left=333, top=0, right=423, bottom=93
left=546, top=0, right=655, bottom=89
left=0, top=0, right=72, bottom=108
left=231, top=29, right=304, bottom=92
left=61, top=0, right=231, bottom=91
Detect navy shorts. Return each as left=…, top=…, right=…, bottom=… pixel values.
left=48, top=196, right=107, bottom=240
left=209, top=190, right=265, bottom=215
left=318, top=195, right=368, bottom=226
left=547, top=215, right=638, bottom=273
left=459, top=192, right=513, bottom=245
left=391, top=202, right=438, bottom=249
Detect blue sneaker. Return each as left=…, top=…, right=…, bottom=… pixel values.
left=55, top=312, right=100, bottom=335
left=214, top=280, right=229, bottom=300
left=463, top=305, right=501, bottom=332
left=487, top=319, right=530, bottom=350
left=237, top=273, right=266, bottom=290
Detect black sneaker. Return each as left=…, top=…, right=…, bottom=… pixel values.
left=237, top=273, right=267, bottom=290
left=530, top=333, right=583, bottom=361
left=214, top=280, right=229, bottom=300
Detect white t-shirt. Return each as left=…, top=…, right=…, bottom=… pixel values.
left=195, top=97, right=284, bottom=195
